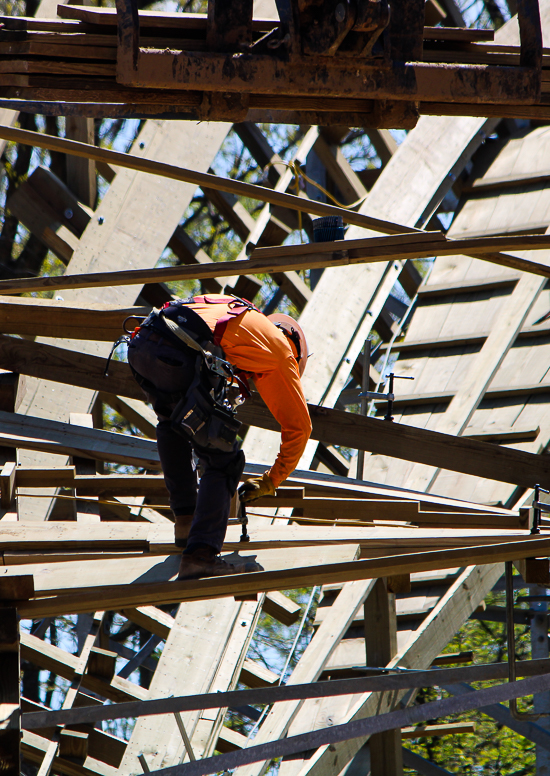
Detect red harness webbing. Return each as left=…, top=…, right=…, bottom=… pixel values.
left=190, top=294, right=261, bottom=346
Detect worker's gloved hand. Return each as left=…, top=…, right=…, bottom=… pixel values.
left=238, top=472, right=276, bottom=503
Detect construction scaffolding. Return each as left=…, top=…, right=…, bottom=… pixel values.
left=3, top=0, right=550, bottom=774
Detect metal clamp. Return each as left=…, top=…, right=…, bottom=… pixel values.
left=360, top=372, right=415, bottom=422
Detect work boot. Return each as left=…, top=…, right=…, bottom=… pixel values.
left=177, top=547, right=264, bottom=581
left=174, top=514, right=194, bottom=548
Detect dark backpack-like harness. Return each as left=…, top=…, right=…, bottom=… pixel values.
left=110, top=296, right=258, bottom=452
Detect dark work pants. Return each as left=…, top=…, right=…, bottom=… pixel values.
left=128, top=329, right=244, bottom=553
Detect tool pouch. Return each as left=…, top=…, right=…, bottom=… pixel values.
left=170, top=383, right=241, bottom=453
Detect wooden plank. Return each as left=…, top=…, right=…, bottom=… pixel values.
left=240, top=659, right=279, bottom=688
left=0, top=410, right=159, bottom=468
left=14, top=537, right=550, bottom=617
left=416, top=275, right=519, bottom=298
left=3, top=545, right=359, bottom=596
left=0, top=461, right=16, bottom=509
left=118, top=606, right=175, bottom=640
left=262, top=592, right=301, bottom=626
left=0, top=123, right=418, bottom=238
left=400, top=722, right=475, bottom=738
left=7, top=333, right=550, bottom=488
left=4, top=230, right=550, bottom=294
left=378, top=321, right=550, bottom=356
left=0, top=335, right=144, bottom=401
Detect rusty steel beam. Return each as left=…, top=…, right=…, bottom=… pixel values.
left=117, top=51, right=540, bottom=105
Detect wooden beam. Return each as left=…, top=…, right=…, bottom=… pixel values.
left=13, top=537, right=550, bottom=617
left=401, top=721, right=476, bottom=738
left=0, top=296, right=149, bottom=341
left=364, top=578, right=402, bottom=776
left=0, top=409, right=159, bottom=469
left=2, top=231, right=550, bottom=295
left=0, top=123, right=418, bottom=236
left=262, top=592, right=301, bottom=626
left=3, top=335, right=550, bottom=488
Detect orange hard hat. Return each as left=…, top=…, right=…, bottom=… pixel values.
left=267, top=313, right=308, bottom=377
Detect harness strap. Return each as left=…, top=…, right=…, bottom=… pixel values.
left=161, top=314, right=208, bottom=356
left=191, top=294, right=260, bottom=347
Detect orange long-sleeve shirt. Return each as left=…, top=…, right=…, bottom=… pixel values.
left=186, top=298, right=312, bottom=488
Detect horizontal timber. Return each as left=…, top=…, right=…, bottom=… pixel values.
left=1, top=335, right=549, bottom=488
left=1, top=230, right=550, bottom=294
left=0, top=409, right=159, bottom=468
left=378, top=323, right=550, bottom=356
left=13, top=536, right=550, bottom=617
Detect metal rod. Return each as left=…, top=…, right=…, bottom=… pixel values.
left=174, top=712, right=197, bottom=763
left=21, top=658, right=550, bottom=730
left=138, top=754, right=150, bottom=773
left=384, top=372, right=395, bottom=422
left=356, top=339, right=370, bottom=480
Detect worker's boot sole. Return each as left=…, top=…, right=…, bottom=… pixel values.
left=177, top=553, right=264, bottom=581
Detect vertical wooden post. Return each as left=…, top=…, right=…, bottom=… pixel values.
left=0, top=371, right=25, bottom=522
left=0, top=607, right=20, bottom=776
left=70, top=413, right=100, bottom=522
left=364, top=577, right=403, bottom=776
left=65, top=118, right=97, bottom=209
left=517, top=0, right=542, bottom=70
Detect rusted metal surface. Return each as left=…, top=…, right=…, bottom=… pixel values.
left=206, top=0, right=254, bottom=52
left=298, top=0, right=357, bottom=56
left=389, top=0, right=425, bottom=61
left=120, top=51, right=541, bottom=105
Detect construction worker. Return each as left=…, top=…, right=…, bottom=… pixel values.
left=127, top=294, right=312, bottom=580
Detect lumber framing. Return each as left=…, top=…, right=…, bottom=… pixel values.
left=5, top=5, right=550, bottom=775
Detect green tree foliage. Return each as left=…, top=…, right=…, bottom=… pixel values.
left=404, top=583, right=537, bottom=775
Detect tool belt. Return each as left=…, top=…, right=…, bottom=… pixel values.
left=124, top=301, right=244, bottom=453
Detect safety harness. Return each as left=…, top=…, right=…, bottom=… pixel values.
left=108, top=295, right=259, bottom=452
left=108, top=294, right=301, bottom=452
